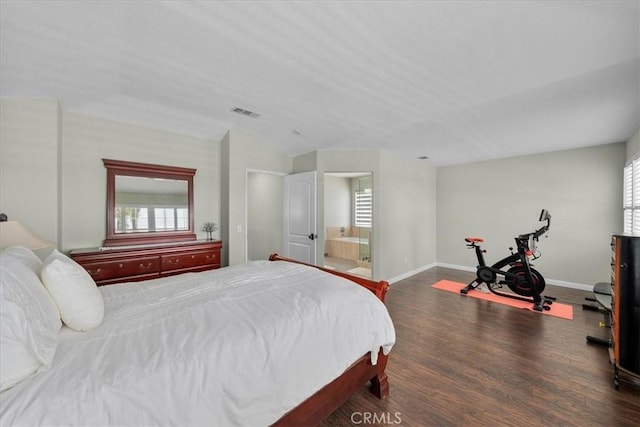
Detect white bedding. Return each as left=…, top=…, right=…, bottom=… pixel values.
left=0, top=260, right=395, bottom=426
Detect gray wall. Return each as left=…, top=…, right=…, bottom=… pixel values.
left=324, top=174, right=351, bottom=229
left=1, top=99, right=221, bottom=253
left=222, top=127, right=293, bottom=266
left=0, top=99, right=60, bottom=246
left=436, top=143, right=626, bottom=287
left=60, top=112, right=220, bottom=251
left=627, top=127, right=640, bottom=161
left=378, top=151, right=437, bottom=281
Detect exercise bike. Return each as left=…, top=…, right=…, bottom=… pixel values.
left=460, top=209, right=554, bottom=311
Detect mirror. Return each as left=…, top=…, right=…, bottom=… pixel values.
left=114, top=176, right=189, bottom=233
left=104, top=159, right=196, bottom=247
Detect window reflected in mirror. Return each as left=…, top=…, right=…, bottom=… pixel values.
left=114, top=176, right=189, bottom=233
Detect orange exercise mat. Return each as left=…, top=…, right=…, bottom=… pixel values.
left=432, top=280, right=573, bottom=320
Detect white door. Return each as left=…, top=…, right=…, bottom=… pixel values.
left=283, top=171, right=317, bottom=264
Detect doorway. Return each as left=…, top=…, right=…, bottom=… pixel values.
left=323, top=172, right=372, bottom=278
left=246, top=170, right=284, bottom=261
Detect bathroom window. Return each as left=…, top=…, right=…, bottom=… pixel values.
left=355, top=189, right=372, bottom=228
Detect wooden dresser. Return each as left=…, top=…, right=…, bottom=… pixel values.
left=70, top=240, right=222, bottom=286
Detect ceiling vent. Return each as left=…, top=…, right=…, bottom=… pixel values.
left=231, top=107, right=261, bottom=118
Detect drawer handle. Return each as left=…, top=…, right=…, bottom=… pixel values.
left=167, top=259, right=181, bottom=265
left=139, top=262, right=153, bottom=270
left=87, top=268, right=102, bottom=276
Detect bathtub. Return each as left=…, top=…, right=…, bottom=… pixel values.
left=325, top=236, right=369, bottom=260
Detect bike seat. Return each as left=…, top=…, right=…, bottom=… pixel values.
left=465, top=237, right=484, bottom=243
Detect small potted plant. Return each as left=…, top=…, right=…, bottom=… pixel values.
left=201, top=222, right=218, bottom=241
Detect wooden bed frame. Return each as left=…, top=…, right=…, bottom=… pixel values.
left=268, top=254, right=391, bottom=426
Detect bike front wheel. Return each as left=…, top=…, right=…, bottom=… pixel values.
left=505, top=265, right=545, bottom=297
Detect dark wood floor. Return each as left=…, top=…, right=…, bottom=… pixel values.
left=320, top=267, right=640, bottom=426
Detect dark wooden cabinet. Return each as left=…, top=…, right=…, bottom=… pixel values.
left=610, top=234, right=640, bottom=388
left=70, top=240, right=222, bottom=286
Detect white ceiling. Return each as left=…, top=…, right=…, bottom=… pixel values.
left=1, top=0, right=638, bottom=166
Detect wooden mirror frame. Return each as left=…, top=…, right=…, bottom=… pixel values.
left=103, top=159, right=196, bottom=247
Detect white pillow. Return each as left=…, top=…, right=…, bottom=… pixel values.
left=41, top=250, right=104, bottom=332
left=0, top=246, right=61, bottom=391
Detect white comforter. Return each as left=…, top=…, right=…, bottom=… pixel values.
left=1, top=260, right=395, bottom=426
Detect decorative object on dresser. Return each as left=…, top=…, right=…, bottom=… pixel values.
left=201, top=221, right=218, bottom=241
left=70, top=240, right=222, bottom=286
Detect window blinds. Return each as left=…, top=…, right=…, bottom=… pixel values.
left=355, top=189, right=372, bottom=227
left=623, top=157, right=640, bottom=234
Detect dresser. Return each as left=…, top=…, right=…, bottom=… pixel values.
left=70, top=240, right=222, bottom=286
left=610, top=234, right=640, bottom=389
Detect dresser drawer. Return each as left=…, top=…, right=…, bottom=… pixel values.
left=83, top=256, right=160, bottom=284
left=71, top=240, right=223, bottom=285
left=161, top=250, right=219, bottom=273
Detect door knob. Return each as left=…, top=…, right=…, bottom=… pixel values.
left=308, top=233, right=317, bottom=240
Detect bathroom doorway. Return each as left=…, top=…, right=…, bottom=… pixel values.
left=323, top=172, right=372, bottom=278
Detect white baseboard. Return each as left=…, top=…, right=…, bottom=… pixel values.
left=436, top=262, right=475, bottom=273
left=433, top=262, right=594, bottom=291
left=388, top=263, right=436, bottom=284
left=388, top=262, right=595, bottom=291
left=543, top=279, right=594, bottom=292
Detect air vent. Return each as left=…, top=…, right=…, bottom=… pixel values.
left=231, top=107, right=261, bottom=118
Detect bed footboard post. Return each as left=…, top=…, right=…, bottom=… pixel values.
left=370, top=352, right=389, bottom=399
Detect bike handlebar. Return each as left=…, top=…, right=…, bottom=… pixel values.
left=533, top=225, right=547, bottom=239
left=517, top=209, right=551, bottom=242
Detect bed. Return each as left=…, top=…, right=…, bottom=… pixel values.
left=0, top=247, right=395, bottom=426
